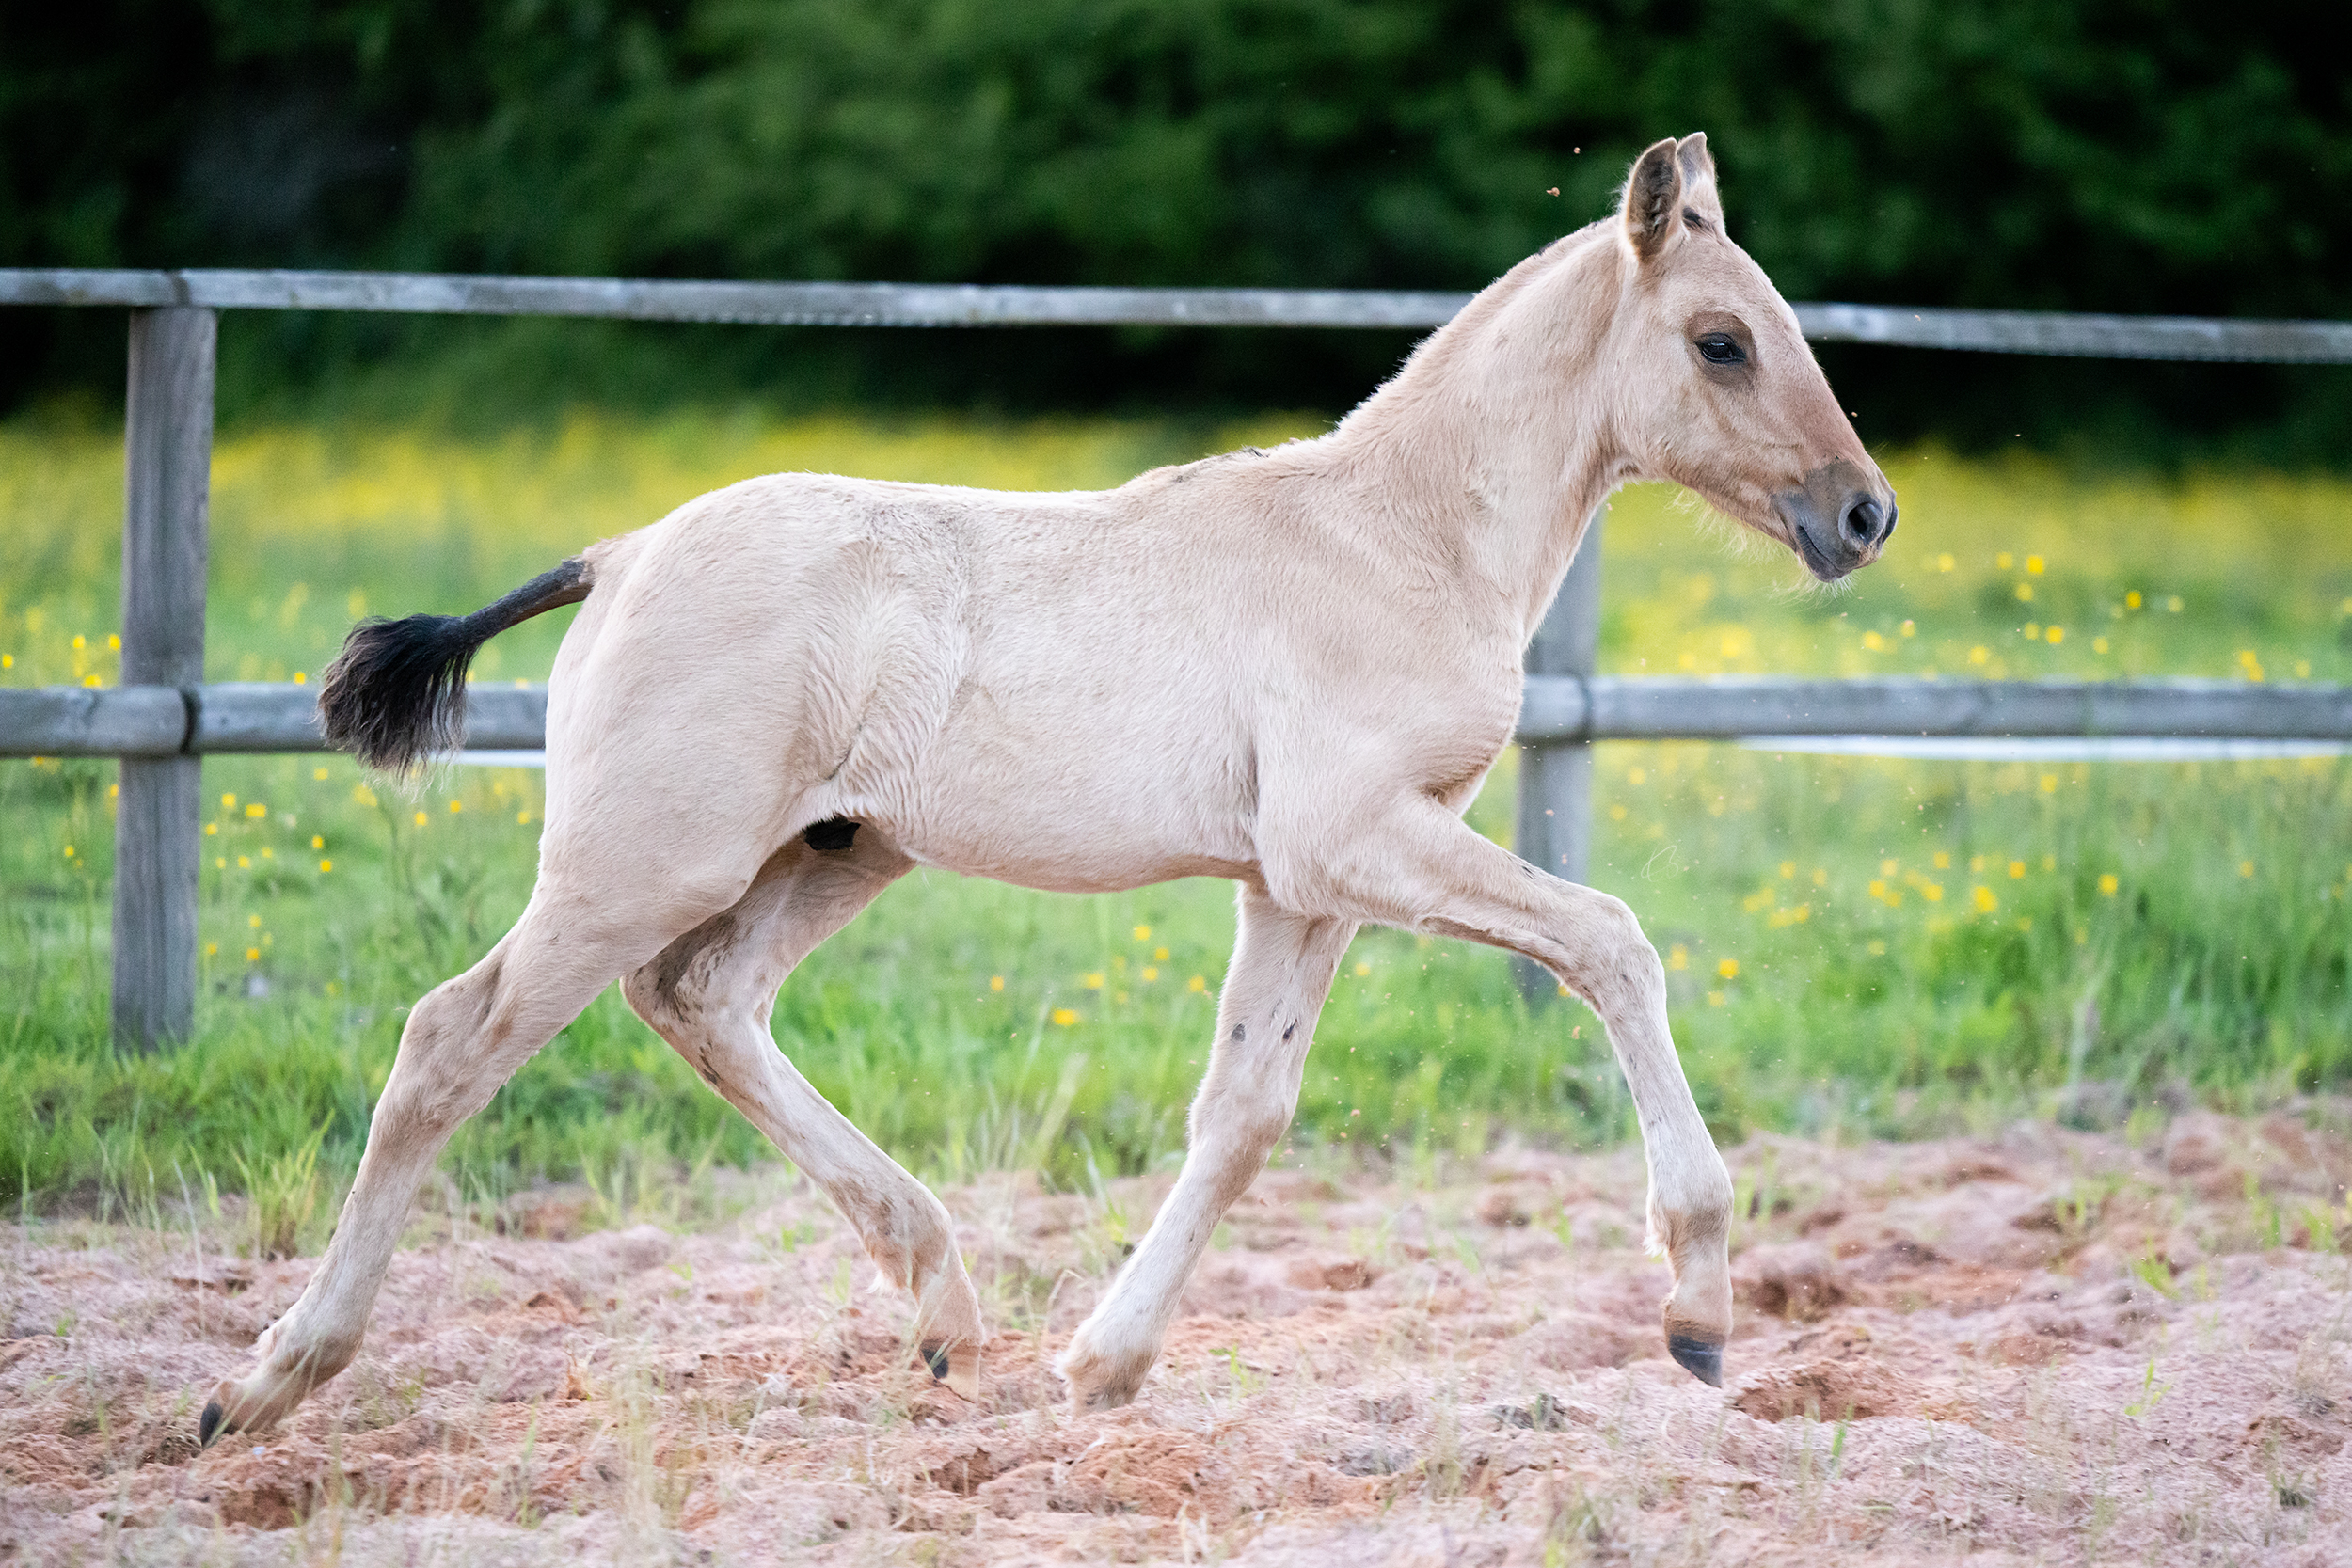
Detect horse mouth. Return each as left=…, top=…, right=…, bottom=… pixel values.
left=1789, top=519, right=1852, bottom=582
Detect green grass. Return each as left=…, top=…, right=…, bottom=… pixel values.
left=4, top=408, right=2350, bottom=1216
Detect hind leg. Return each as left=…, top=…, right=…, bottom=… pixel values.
left=622, top=827, right=987, bottom=1396
left=202, top=912, right=625, bottom=1438
left=199, top=837, right=773, bottom=1442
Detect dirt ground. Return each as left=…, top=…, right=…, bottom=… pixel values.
left=8, top=1110, right=2352, bottom=1565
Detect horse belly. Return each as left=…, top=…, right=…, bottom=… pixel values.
left=876, top=693, right=1258, bottom=894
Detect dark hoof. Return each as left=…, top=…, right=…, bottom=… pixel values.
left=199, top=1399, right=228, bottom=1447
left=1668, top=1334, right=1724, bottom=1387
left=920, top=1342, right=951, bottom=1381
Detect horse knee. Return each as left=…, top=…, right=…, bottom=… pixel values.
left=1557, top=893, right=1664, bottom=1013
left=1187, top=1059, right=1296, bottom=1155
left=1230, top=1101, right=1295, bottom=1161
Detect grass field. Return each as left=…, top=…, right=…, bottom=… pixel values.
left=5, top=408, right=2351, bottom=1228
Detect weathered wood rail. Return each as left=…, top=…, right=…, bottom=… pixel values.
left=8, top=270, right=2352, bottom=360
left=15, top=676, right=2347, bottom=757
left=2, top=267, right=2346, bottom=1040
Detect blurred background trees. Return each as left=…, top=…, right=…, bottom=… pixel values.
left=4, top=1, right=2344, bottom=459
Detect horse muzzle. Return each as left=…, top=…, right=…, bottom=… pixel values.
left=1777, top=460, right=1897, bottom=582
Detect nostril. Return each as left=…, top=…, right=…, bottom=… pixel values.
left=1840, top=495, right=1882, bottom=547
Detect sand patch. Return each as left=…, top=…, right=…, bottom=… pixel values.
left=6, top=1113, right=2352, bottom=1562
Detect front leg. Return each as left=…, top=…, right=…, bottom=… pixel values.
left=1058, top=886, right=1355, bottom=1409
left=1295, top=797, right=1735, bottom=1385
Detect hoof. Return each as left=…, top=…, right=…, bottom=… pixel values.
left=1668, top=1333, right=1724, bottom=1387
left=198, top=1399, right=228, bottom=1447
left=919, top=1339, right=983, bottom=1402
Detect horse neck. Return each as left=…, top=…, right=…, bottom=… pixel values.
left=1322, top=231, right=1631, bottom=644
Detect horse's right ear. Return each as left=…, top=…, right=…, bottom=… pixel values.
left=1620, top=137, right=1686, bottom=264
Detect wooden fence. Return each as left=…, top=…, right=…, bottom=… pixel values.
left=3, top=268, right=2348, bottom=1043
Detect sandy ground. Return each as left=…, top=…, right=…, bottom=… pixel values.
left=7, top=1110, right=2352, bottom=1565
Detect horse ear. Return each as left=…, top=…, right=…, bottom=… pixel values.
left=1620, top=138, right=1685, bottom=263
left=1676, top=133, right=1723, bottom=228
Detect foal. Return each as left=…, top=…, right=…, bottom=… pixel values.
left=201, top=133, right=1892, bottom=1440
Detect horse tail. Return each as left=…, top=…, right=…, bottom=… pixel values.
left=318, top=557, right=593, bottom=774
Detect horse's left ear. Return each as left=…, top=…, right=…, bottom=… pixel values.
left=1621, top=137, right=1686, bottom=263
left=1676, top=133, right=1723, bottom=229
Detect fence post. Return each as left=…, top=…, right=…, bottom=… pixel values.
left=1512, top=505, right=1604, bottom=1001
left=112, top=307, right=215, bottom=1049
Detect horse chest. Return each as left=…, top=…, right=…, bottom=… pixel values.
left=1292, top=645, right=1521, bottom=809
left=1410, top=674, right=1525, bottom=804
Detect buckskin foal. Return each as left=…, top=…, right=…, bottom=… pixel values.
left=200, top=133, right=1893, bottom=1442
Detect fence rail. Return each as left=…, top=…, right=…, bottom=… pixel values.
left=7, top=678, right=2347, bottom=760
left=5, top=266, right=2348, bottom=1041
left=8, top=268, right=2352, bottom=360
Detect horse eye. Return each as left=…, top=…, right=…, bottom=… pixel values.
left=1695, top=334, right=1746, bottom=366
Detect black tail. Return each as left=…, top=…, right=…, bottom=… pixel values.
left=318, top=557, right=593, bottom=773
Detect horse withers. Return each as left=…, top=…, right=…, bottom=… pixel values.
left=199, top=133, right=1892, bottom=1442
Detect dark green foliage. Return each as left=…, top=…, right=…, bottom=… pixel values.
left=3, top=3, right=2347, bottom=456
